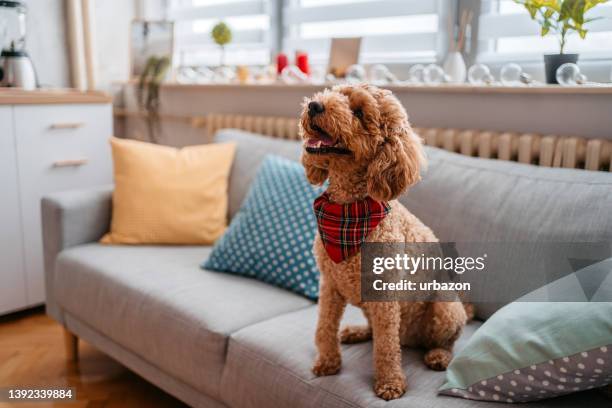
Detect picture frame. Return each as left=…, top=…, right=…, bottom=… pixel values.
left=129, top=19, right=175, bottom=78
left=327, top=37, right=362, bottom=77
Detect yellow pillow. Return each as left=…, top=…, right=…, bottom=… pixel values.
left=101, top=138, right=236, bottom=245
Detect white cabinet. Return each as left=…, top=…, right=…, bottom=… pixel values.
left=0, top=102, right=112, bottom=314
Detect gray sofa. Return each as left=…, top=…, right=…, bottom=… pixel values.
left=42, top=130, right=612, bottom=408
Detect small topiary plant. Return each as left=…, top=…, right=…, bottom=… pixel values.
left=211, top=21, right=232, bottom=66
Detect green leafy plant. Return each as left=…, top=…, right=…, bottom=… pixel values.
left=514, top=0, right=609, bottom=53
left=211, top=21, right=232, bottom=65
left=137, top=55, right=170, bottom=143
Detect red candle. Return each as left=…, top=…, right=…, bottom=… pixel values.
left=276, top=53, right=288, bottom=75
left=296, top=51, right=309, bottom=75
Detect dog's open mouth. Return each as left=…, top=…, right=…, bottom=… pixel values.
left=305, top=125, right=351, bottom=155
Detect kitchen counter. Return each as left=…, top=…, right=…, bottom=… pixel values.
left=0, top=88, right=111, bottom=105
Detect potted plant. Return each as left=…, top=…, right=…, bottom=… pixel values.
left=514, top=0, right=608, bottom=84
left=137, top=55, right=170, bottom=143
left=211, top=21, right=232, bottom=66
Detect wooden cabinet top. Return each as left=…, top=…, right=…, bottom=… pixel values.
left=0, top=89, right=112, bottom=105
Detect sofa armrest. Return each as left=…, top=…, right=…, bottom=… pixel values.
left=41, top=185, right=113, bottom=323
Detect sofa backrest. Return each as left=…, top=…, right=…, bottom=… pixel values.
left=217, top=130, right=302, bottom=219
left=216, top=129, right=612, bottom=319
left=401, top=147, right=612, bottom=319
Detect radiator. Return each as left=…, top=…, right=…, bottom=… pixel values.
left=207, top=113, right=301, bottom=142
left=206, top=113, right=611, bottom=172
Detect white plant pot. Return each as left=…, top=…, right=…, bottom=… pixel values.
left=443, top=52, right=467, bottom=83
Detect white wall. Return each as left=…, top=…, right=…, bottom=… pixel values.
left=92, top=0, right=136, bottom=89
left=18, top=0, right=136, bottom=89
left=25, top=0, right=71, bottom=87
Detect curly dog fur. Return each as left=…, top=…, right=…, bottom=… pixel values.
left=300, top=84, right=469, bottom=401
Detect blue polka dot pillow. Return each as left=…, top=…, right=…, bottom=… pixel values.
left=202, top=155, right=324, bottom=299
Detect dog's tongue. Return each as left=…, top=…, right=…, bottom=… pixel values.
left=307, top=134, right=335, bottom=147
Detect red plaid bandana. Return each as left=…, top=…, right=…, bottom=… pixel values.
left=313, top=192, right=391, bottom=263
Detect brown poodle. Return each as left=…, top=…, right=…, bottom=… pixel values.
left=300, top=84, right=470, bottom=401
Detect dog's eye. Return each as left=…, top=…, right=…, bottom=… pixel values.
left=353, top=108, right=364, bottom=119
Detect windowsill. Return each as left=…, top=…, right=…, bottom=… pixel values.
left=477, top=52, right=612, bottom=64
left=115, top=79, right=612, bottom=141
left=119, top=80, right=612, bottom=95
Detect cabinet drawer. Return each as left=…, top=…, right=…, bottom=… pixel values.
left=15, top=104, right=113, bottom=191
left=14, top=104, right=113, bottom=305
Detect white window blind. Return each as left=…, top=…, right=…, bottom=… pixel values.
left=169, top=0, right=272, bottom=66
left=478, top=0, right=612, bottom=62
left=283, top=0, right=444, bottom=64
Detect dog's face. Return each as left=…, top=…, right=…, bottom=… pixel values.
left=300, top=84, right=425, bottom=201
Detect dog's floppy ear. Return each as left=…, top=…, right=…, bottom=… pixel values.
left=301, top=152, right=329, bottom=185
left=366, top=125, right=425, bottom=202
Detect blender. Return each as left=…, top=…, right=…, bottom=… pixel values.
left=0, top=1, right=37, bottom=89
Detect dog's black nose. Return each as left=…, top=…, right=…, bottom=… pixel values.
left=308, top=101, right=325, bottom=117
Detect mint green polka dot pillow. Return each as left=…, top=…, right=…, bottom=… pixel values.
left=203, top=155, right=324, bottom=299
left=440, top=302, right=612, bottom=403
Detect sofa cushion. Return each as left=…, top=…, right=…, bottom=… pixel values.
left=54, top=244, right=313, bottom=399
left=204, top=155, right=325, bottom=299
left=440, top=302, right=612, bottom=403
left=401, top=146, right=612, bottom=319
left=100, top=137, right=236, bottom=245
left=220, top=306, right=610, bottom=408
left=215, top=129, right=301, bottom=219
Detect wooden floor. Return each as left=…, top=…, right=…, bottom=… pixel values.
left=0, top=308, right=187, bottom=408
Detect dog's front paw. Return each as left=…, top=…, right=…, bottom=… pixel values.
left=312, top=354, right=341, bottom=376
left=374, top=377, right=407, bottom=400
left=424, top=348, right=452, bottom=371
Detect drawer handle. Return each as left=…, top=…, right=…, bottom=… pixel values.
left=53, top=159, right=89, bottom=167
left=49, top=122, right=85, bottom=130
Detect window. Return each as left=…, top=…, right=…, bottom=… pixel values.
left=283, top=0, right=445, bottom=64
left=168, top=0, right=272, bottom=66
left=478, top=0, right=612, bottom=62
